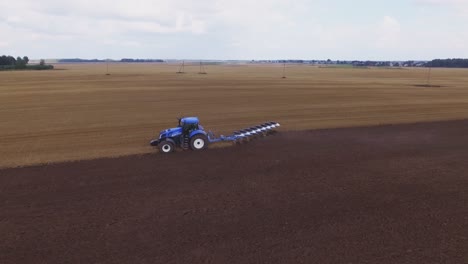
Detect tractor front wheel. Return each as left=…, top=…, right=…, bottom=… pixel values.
left=190, top=134, right=208, bottom=151
left=158, top=141, right=175, bottom=153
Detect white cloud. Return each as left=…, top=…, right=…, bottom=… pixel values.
left=0, top=0, right=468, bottom=59
left=0, top=0, right=209, bottom=37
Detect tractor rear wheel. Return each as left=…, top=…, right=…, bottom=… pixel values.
left=190, top=134, right=208, bottom=151
left=158, top=141, right=175, bottom=153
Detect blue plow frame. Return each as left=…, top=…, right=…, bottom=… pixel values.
left=207, top=122, right=280, bottom=143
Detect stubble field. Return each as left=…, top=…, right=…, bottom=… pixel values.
left=1, top=63, right=468, bottom=168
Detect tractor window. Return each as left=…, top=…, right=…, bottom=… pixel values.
left=182, top=123, right=198, bottom=134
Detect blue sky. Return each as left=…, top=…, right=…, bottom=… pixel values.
left=0, top=0, right=467, bottom=60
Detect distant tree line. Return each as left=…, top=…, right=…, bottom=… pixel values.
left=276, top=60, right=304, bottom=64
left=21, top=57, right=468, bottom=68
left=0, top=55, right=29, bottom=69
left=426, top=59, right=468, bottom=68
left=58, top=58, right=104, bottom=63
left=0, top=55, right=53, bottom=70
left=58, top=58, right=165, bottom=63
left=120, top=58, right=164, bottom=63
left=352, top=61, right=392, bottom=67
left=251, top=59, right=427, bottom=67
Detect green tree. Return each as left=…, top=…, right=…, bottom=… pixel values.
left=16, top=56, right=27, bottom=69
left=0, top=55, right=16, bottom=67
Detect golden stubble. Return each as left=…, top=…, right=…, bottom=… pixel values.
left=1, top=63, right=467, bottom=168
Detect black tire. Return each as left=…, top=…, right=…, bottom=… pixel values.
left=158, top=141, right=175, bottom=153
left=190, top=134, right=208, bottom=151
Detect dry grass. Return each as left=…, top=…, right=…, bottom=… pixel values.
left=1, top=63, right=468, bottom=168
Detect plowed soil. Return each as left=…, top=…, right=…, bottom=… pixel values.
left=1, top=120, right=468, bottom=263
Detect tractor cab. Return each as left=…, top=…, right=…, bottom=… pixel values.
left=178, top=117, right=201, bottom=135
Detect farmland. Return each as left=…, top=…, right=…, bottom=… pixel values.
left=1, top=63, right=468, bottom=168
left=2, top=63, right=468, bottom=263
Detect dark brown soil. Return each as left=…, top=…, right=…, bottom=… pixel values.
left=1, top=120, right=468, bottom=264
left=413, top=84, right=444, bottom=88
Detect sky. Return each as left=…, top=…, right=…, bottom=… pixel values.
left=1, top=0, right=468, bottom=60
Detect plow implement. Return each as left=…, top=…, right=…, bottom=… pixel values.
left=207, top=122, right=281, bottom=143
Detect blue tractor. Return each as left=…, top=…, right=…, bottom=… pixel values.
left=150, top=117, right=280, bottom=153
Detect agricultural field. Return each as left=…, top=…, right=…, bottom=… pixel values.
left=1, top=63, right=468, bottom=168
left=2, top=64, right=468, bottom=263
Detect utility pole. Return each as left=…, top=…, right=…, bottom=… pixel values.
left=282, top=63, right=287, bottom=79
left=106, top=59, right=110, bottom=75
left=426, top=66, right=432, bottom=86
left=198, top=61, right=207, bottom=74
left=177, top=61, right=185, bottom=74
